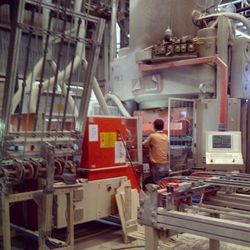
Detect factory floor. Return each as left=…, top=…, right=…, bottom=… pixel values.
left=76, top=224, right=249, bottom=250
left=3, top=220, right=250, bottom=250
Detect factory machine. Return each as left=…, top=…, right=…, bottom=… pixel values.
left=107, top=0, right=250, bottom=249
left=138, top=131, right=250, bottom=249
left=0, top=1, right=142, bottom=249
left=1, top=0, right=250, bottom=249
left=55, top=116, right=141, bottom=229
left=138, top=172, right=250, bottom=250
left=109, top=0, right=250, bottom=173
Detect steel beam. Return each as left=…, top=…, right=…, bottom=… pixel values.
left=156, top=209, right=250, bottom=247
left=25, top=0, right=99, bottom=23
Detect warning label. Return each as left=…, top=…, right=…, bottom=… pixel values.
left=100, top=132, right=117, bottom=148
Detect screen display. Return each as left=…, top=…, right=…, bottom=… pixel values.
left=212, top=135, right=232, bottom=149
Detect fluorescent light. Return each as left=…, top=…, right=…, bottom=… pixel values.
left=70, top=86, right=84, bottom=90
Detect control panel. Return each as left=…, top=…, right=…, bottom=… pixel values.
left=206, top=131, right=243, bottom=165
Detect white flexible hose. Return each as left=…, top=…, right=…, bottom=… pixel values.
left=105, top=93, right=131, bottom=117
left=197, top=12, right=250, bottom=34
left=12, top=0, right=108, bottom=118
left=49, top=60, right=80, bottom=117
left=29, top=56, right=81, bottom=116
left=11, top=57, right=43, bottom=113
left=28, top=0, right=83, bottom=115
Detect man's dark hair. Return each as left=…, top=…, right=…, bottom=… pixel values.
left=153, top=119, right=164, bottom=131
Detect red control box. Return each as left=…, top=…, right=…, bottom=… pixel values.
left=80, top=116, right=140, bottom=190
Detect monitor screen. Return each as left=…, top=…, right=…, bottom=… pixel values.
left=212, top=135, right=232, bottom=149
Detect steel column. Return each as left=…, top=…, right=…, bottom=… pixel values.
left=1, top=190, right=11, bottom=250
left=77, top=19, right=105, bottom=132
left=145, top=226, right=159, bottom=250
left=1, top=0, right=25, bottom=135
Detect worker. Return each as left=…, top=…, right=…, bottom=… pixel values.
left=143, top=119, right=170, bottom=184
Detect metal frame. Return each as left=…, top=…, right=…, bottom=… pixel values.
left=1, top=182, right=80, bottom=250
left=167, top=97, right=196, bottom=170
left=0, top=1, right=106, bottom=249
left=1, top=0, right=106, bottom=141
left=138, top=172, right=250, bottom=250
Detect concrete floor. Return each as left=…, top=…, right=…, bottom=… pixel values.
left=74, top=222, right=249, bottom=250
left=78, top=232, right=250, bottom=250
left=2, top=221, right=250, bottom=250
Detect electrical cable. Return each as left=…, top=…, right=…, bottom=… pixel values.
left=117, top=130, right=142, bottom=189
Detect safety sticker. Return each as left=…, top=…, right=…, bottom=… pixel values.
left=100, top=132, right=117, bottom=148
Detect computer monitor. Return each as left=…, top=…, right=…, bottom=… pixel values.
left=212, top=135, right=232, bottom=150
left=206, top=131, right=243, bottom=165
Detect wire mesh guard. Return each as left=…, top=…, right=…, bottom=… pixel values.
left=168, top=98, right=195, bottom=171
left=0, top=0, right=105, bottom=162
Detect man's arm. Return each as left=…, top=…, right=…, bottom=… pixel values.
left=143, top=135, right=151, bottom=148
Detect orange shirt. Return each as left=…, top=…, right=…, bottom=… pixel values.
left=143, top=131, right=169, bottom=164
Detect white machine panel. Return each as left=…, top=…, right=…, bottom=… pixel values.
left=206, top=131, right=243, bottom=165
left=55, top=177, right=127, bottom=228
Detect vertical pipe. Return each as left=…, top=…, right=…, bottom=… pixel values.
left=216, top=16, right=229, bottom=130
left=110, top=0, right=118, bottom=61
left=104, top=24, right=111, bottom=93
left=215, top=57, right=228, bottom=129
left=168, top=98, right=171, bottom=169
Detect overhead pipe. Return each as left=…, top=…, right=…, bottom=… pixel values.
left=105, top=93, right=131, bottom=117
left=138, top=56, right=228, bottom=130
left=110, top=0, right=119, bottom=61
left=195, top=12, right=250, bottom=34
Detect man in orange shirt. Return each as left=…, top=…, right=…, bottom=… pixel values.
left=143, top=119, right=170, bottom=184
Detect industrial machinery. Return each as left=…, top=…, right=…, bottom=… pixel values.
left=55, top=116, right=142, bottom=229
left=138, top=130, right=249, bottom=249
left=0, top=1, right=141, bottom=249
left=1, top=0, right=250, bottom=249
left=138, top=172, right=250, bottom=250
left=108, top=0, right=250, bottom=173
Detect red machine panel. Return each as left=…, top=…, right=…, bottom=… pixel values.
left=80, top=116, right=140, bottom=190
left=81, top=116, right=127, bottom=169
